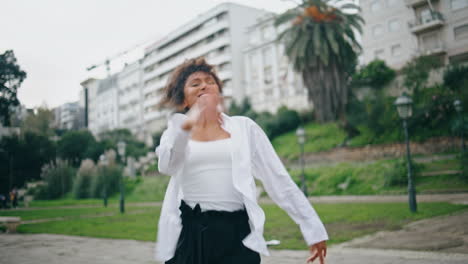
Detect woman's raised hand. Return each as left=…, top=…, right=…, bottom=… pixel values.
left=182, top=93, right=222, bottom=131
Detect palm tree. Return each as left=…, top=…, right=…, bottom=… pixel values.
left=275, top=0, right=364, bottom=123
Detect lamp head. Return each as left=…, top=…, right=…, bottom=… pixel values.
left=395, top=95, right=413, bottom=119
left=454, top=99, right=462, bottom=113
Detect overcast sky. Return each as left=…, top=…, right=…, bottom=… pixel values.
left=1, top=0, right=298, bottom=109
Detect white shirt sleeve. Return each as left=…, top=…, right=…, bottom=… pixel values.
left=155, top=113, right=190, bottom=176
left=249, top=119, right=329, bottom=246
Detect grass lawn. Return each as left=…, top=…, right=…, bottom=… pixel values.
left=286, top=158, right=468, bottom=196
left=422, top=158, right=461, bottom=172
left=0, top=206, right=155, bottom=221
left=26, top=176, right=170, bottom=208
left=28, top=198, right=111, bottom=208
left=6, top=202, right=467, bottom=250
left=272, top=122, right=347, bottom=160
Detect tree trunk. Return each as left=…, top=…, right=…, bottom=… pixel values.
left=302, top=60, right=348, bottom=123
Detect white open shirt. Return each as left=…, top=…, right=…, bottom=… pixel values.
left=154, top=112, right=328, bottom=262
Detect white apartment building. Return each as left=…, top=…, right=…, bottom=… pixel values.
left=81, top=75, right=119, bottom=136
left=361, top=0, right=468, bottom=68
left=53, top=102, right=83, bottom=130
left=142, top=2, right=269, bottom=133
left=117, top=61, right=145, bottom=141
left=243, top=13, right=310, bottom=113
left=406, top=0, right=468, bottom=64
left=360, top=0, right=418, bottom=68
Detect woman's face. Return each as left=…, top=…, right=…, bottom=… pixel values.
left=182, top=71, right=221, bottom=109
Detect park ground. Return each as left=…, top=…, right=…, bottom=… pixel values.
left=1, top=152, right=468, bottom=263
left=1, top=193, right=468, bottom=264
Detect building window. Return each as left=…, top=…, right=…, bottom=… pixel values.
left=204, top=17, right=217, bottom=27
left=454, top=24, right=468, bottom=40
left=372, top=25, right=384, bottom=37
left=388, top=19, right=401, bottom=32
left=249, top=53, right=260, bottom=90
left=419, top=8, right=433, bottom=24
left=370, top=0, right=383, bottom=12
left=374, top=49, right=384, bottom=59
left=262, top=47, right=273, bottom=85
left=216, top=12, right=227, bottom=22
left=218, top=62, right=231, bottom=72
left=249, top=30, right=260, bottom=45
left=391, top=44, right=402, bottom=56
left=261, top=25, right=274, bottom=41
left=223, top=79, right=232, bottom=89
left=206, top=34, right=215, bottom=43
left=421, top=32, right=441, bottom=52
left=451, top=0, right=468, bottom=10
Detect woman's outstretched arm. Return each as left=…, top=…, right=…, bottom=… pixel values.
left=249, top=118, right=329, bottom=247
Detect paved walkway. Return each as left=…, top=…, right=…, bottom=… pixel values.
left=2, top=208, right=468, bottom=264
left=1, top=233, right=467, bottom=264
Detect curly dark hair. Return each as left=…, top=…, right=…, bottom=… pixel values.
left=157, top=57, right=223, bottom=112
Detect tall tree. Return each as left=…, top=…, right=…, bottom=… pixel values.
left=275, top=0, right=363, bottom=123
left=0, top=50, right=27, bottom=126
left=21, top=107, right=55, bottom=137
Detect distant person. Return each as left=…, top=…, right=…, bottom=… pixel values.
left=0, top=193, right=7, bottom=209
left=154, top=58, right=328, bottom=264
left=12, top=187, right=18, bottom=208
left=9, top=189, right=15, bottom=208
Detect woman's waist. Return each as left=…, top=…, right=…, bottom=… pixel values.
left=181, top=166, right=232, bottom=177
left=179, top=199, right=247, bottom=220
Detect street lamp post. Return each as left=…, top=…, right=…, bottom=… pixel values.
left=296, top=126, right=308, bottom=196
left=99, top=154, right=108, bottom=208
left=454, top=100, right=465, bottom=153
left=395, top=95, right=417, bottom=213
left=117, top=141, right=126, bottom=214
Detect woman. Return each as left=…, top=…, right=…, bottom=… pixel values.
left=154, top=57, right=328, bottom=264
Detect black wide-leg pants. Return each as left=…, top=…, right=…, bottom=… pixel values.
left=165, top=200, right=261, bottom=264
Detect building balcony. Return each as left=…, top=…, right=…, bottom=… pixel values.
left=143, top=76, right=168, bottom=94
left=143, top=95, right=162, bottom=108
left=143, top=20, right=229, bottom=69
left=143, top=35, right=230, bottom=83
left=405, top=0, right=433, bottom=7
left=144, top=109, right=165, bottom=122
left=119, top=91, right=140, bottom=106
left=409, top=11, right=444, bottom=34
left=417, top=43, right=447, bottom=56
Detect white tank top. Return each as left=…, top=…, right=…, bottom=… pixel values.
left=180, top=137, right=245, bottom=212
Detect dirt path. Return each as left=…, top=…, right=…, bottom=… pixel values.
left=341, top=209, right=468, bottom=254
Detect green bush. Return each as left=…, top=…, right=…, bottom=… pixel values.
left=40, top=159, right=76, bottom=199
left=401, top=55, right=443, bottom=91
left=89, top=165, right=123, bottom=199
left=384, top=158, right=425, bottom=187
left=228, top=97, right=301, bottom=140
left=347, top=91, right=402, bottom=146
left=272, top=106, right=301, bottom=138
left=443, top=64, right=468, bottom=94
left=25, top=182, right=49, bottom=200
left=352, top=59, right=396, bottom=88
left=408, top=84, right=458, bottom=141
left=72, top=159, right=96, bottom=199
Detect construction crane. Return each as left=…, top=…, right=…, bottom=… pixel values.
left=86, top=36, right=158, bottom=76
left=86, top=46, right=138, bottom=77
